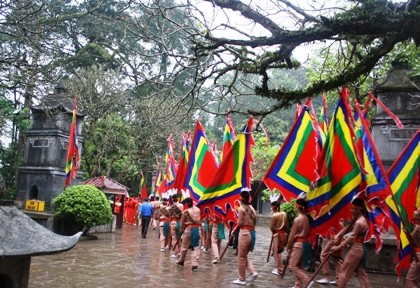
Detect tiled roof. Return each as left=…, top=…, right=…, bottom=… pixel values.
left=82, top=176, right=129, bottom=196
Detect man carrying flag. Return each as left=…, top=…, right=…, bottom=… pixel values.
left=405, top=208, right=420, bottom=288
left=170, top=193, right=184, bottom=259
left=177, top=197, right=201, bottom=271
left=331, top=198, right=371, bottom=288
left=232, top=189, right=258, bottom=285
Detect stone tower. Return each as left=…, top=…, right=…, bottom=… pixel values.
left=372, top=64, right=420, bottom=169
left=17, top=86, right=85, bottom=210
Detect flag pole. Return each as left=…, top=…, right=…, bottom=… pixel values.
left=220, top=224, right=238, bottom=260
left=266, top=234, right=273, bottom=263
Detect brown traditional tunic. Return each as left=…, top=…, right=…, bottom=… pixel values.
left=158, top=204, right=171, bottom=250
left=405, top=224, right=420, bottom=288
left=237, top=204, right=257, bottom=281
left=270, top=211, right=288, bottom=273
left=179, top=206, right=201, bottom=267
left=170, top=202, right=184, bottom=256
left=287, top=213, right=310, bottom=288
left=337, top=214, right=370, bottom=288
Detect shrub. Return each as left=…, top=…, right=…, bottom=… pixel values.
left=52, top=184, right=113, bottom=235
left=280, top=199, right=297, bottom=233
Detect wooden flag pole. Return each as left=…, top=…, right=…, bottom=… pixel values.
left=267, top=234, right=274, bottom=263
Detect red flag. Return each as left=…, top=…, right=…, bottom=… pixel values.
left=184, top=120, right=220, bottom=202
left=172, top=132, right=191, bottom=192
left=140, top=171, right=148, bottom=199
left=64, top=96, right=80, bottom=189
left=384, top=130, right=420, bottom=275
left=221, top=114, right=236, bottom=161
left=197, top=117, right=255, bottom=226
left=354, top=102, right=394, bottom=252
left=307, top=87, right=362, bottom=237
left=263, top=99, right=321, bottom=202
left=165, top=134, right=178, bottom=189
left=320, top=91, right=329, bottom=134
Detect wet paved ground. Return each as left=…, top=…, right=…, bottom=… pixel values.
left=29, top=224, right=406, bottom=288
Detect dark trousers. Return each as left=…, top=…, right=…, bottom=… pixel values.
left=141, top=216, right=151, bottom=238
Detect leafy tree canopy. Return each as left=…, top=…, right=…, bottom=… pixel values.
left=180, top=0, right=420, bottom=115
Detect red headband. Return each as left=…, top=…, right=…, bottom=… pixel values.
left=295, top=203, right=305, bottom=209
left=350, top=204, right=363, bottom=210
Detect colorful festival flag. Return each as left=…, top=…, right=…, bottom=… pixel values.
left=164, top=134, right=178, bottom=188
left=211, top=140, right=220, bottom=164
left=354, top=103, right=394, bottom=252
left=153, top=166, right=163, bottom=198
left=184, top=120, right=219, bottom=202
left=307, top=87, right=362, bottom=237
left=197, top=117, right=255, bottom=225
left=140, top=170, right=148, bottom=199
left=295, top=102, right=302, bottom=121
left=320, top=91, right=329, bottom=134
left=64, top=96, right=80, bottom=189
left=384, top=129, right=420, bottom=275
left=172, top=132, right=191, bottom=192
left=221, top=114, right=236, bottom=161
left=263, top=100, right=321, bottom=202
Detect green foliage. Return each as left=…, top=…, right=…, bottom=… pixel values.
left=260, top=188, right=272, bottom=202
left=52, top=185, right=113, bottom=235
left=251, top=134, right=281, bottom=181
left=375, top=41, right=420, bottom=78
left=0, top=143, right=19, bottom=199
left=0, top=97, right=29, bottom=199
left=280, top=199, right=297, bottom=231
left=261, top=188, right=297, bottom=231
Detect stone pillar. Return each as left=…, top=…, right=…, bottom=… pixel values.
left=372, top=64, right=420, bottom=169
left=17, top=86, right=85, bottom=210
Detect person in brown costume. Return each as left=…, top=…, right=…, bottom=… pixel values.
left=286, top=198, right=313, bottom=288
left=316, top=224, right=345, bottom=286
left=331, top=198, right=371, bottom=288
left=405, top=207, right=420, bottom=288
left=157, top=197, right=171, bottom=252
left=170, top=194, right=184, bottom=259
left=232, top=189, right=258, bottom=286
left=210, top=215, right=225, bottom=264
left=176, top=197, right=201, bottom=271
left=269, top=199, right=288, bottom=276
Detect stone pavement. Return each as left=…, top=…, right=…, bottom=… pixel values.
left=29, top=223, right=406, bottom=288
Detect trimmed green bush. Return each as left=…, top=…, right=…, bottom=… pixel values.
left=280, top=198, right=297, bottom=233
left=52, top=184, right=113, bottom=235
